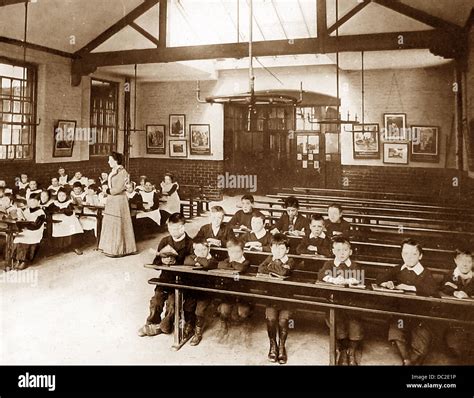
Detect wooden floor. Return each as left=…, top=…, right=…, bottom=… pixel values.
left=0, top=196, right=456, bottom=365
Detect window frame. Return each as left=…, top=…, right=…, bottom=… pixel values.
left=0, top=56, right=38, bottom=162
left=90, top=77, right=119, bottom=157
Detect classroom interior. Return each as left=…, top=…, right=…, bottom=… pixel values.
left=1, top=0, right=474, bottom=366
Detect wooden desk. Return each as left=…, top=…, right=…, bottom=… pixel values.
left=146, top=264, right=474, bottom=364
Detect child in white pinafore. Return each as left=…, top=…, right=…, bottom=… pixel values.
left=51, top=188, right=84, bottom=255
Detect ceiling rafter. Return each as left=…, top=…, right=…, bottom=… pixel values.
left=297, top=0, right=312, bottom=38
left=373, top=0, right=462, bottom=32
left=271, top=0, right=289, bottom=40
left=73, top=29, right=461, bottom=70
left=74, top=0, right=160, bottom=57
left=0, top=0, right=29, bottom=7
left=130, top=22, right=159, bottom=46
left=327, top=0, right=371, bottom=35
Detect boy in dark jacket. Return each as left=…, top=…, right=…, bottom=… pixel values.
left=376, top=239, right=439, bottom=365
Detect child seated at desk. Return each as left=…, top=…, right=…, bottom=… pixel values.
left=135, top=175, right=147, bottom=192
left=51, top=188, right=84, bottom=256
left=70, top=182, right=86, bottom=206
left=0, top=192, right=19, bottom=219
left=441, top=249, right=474, bottom=363
left=79, top=184, right=101, bottom=238
left=39, top=190, right=54, bottom=212
left=228, top=194, right=264, bottom=232
left=242, top=214, right=272, bottom=252
left=10, top=193, right=46, bottom=271
left=258, top=233, right=295, bottom=364
left=48, top=177, right=61, bottom=197
left=216, top=237, right=251, bottom=342
left=25, top=180, right=42, bottom=201
left=68, top=171, right=88, bottom=187
left=16, top=173, right=29, bottom=191
left=318, top=236, right=365, bottom=366
left=99, top=172, right=108, bottom=186
left=270, top=196, right=308, bottom=237
left=57, top=167, right=68, bottom=186
left=296, top=214, right=331, bottom=256
left=183, top=238, right=218, bottom=346
left=137, top=179, right=161, bottom=228
left=376, top=238, right=439, bottom=366
left=325, top=203, right=351, bottom=238
left=98, top=183, right=108, bottom=206
left=126, top=182, right=144, bottom=216
left=194, top=205, right=234, bottom=249
left=138, top=213, right=193, bottom=338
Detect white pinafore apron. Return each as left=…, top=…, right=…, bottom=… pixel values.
left=136, top=190, right=161, bottom=226
left=13, top=208, right=45, bottom=245
left=52, top=200, right=84, bottom=237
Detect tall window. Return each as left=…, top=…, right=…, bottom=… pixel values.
left=90, top=79, right=118, bottom=156
left=0, top=59, right=36, bottom=160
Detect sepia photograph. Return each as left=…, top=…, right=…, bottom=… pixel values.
left=0, top=0, right=473, bottom=394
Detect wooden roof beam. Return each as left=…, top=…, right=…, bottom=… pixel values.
left=327, top=1, right=371, bottom=35
left=73, top=29, right=462, bottom=70
left=74, top=0, right=160, bottom=57
left=373, top=0, right=462, bottom=33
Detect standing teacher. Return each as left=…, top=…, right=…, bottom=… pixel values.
left=99, top=152, right=137, bottom=257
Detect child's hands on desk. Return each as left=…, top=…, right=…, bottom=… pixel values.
left=245, top=241, right=262, bottom=251
left=454, top=290, right=469, bottom=299
left=325, top=275, right=346, bottom=285
left=307, top=245, right=318, bottom=252
left=207, top=238, right=221, bottom=247
left=395, top=283, right=416, bottom=292
left=161, top=257, right=176, bottom=266
left=380, top=281, right=395, bottom=290
left=286, top=230, right=305, bottom=237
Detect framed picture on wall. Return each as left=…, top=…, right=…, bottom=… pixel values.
left=146, top=124, right=166, bottom=154
left=352, top=123, right=380, bottom=159
left=53, top=120, right=76, bottom=158
left=383, top=142, right=409, bottom=165
left=410, top=125, right=439, bottom=162
left=189, top=124, right=211, bottom=155
left=169, top=114, right=186, bottom=138
left=383, top=113, right=407, bottom=141
left=169, top=140, right=187, bottom=158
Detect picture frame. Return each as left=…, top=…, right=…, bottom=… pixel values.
left=383, top=142, right=409, bottom=165
left=53, top=119, right=76, bottom=158
left=146, top=124, right=166, bottom=154
left=410, top=125, right=439, bottom=162
left=169, top=140, right=187, bottom=158
left=189, top=124, right=211, bottom=155
left=352, top=123, right=380, bottom=159
left=383, top=113, right=407, bottom=142
left=169, top=114, right=186, bottom=138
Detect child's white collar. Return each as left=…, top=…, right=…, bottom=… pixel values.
left=401, top=262, right=424, bottom=275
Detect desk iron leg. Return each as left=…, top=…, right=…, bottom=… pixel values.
left=329, top=308, right=337, bottom=366
left=5, top=229, right=13, bottom=266
left=171, top=281, right=193, bottom=351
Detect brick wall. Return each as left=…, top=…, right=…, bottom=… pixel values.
left=341, top=165, right=466, bottom=200
left=129, top=158, right=224, bottom=199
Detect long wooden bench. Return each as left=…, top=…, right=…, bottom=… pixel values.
left=270, top=193, right=474, bottom=215
left=279, top=186, right=467, bottom=206
left=146, top=263, right=474, bottom=363
left=250, top=205, right=474, bottom=231
left=256, top=197, right=474, bottom=222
